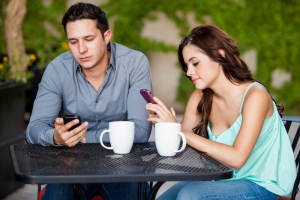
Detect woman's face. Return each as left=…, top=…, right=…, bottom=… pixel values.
left=182, top=44, right=221, bottom=90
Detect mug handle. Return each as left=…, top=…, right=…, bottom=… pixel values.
left=100, top=130, right=113, bottom=150
left=174, top=132, right=186, bottom=153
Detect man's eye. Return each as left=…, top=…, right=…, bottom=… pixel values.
left=86, top=38, right=94, bottom=42
left=69, top=41, right=76, bottom=45
left=193, top=62, right=199, bottom=67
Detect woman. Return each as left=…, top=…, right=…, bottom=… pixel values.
left=146, top=25, right=296, bottom=199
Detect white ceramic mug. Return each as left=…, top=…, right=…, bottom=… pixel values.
left=155, top=122, right=186, bottom=156
left=99, top=121, right=135, bottom=154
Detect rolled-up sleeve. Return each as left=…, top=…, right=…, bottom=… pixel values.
left=127, top=54, right=153, bottom=143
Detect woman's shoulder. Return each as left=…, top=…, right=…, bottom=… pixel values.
left=244, top=83, right=270, bottom=101
left=185, top=90, right=203, bottom=111
left=189, top=90, right=203, bottom=101
left=242, top=83, right=274, bottom=117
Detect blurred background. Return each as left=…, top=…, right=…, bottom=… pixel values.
left=1, top=0, right=300, bottom=116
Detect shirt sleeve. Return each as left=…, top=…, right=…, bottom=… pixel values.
left=127, top=54, right=153, bottom=143
left=25, top=62, right=63, bottom=146
left=85, top=53, right=153, bottom=144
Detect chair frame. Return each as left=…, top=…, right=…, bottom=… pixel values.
left=282, top=117, right=300, bottom=200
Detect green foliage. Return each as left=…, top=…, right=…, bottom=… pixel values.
left=0, top=0, right=9, bottom=53
left=23, top=0, right=68, bottom=68
left=0, top=56, right=11, bottom=82
left=0, top=0, right=67, bottom=69
left=0, top=53, right=35, bottom=83
left=0, top=0, right=299, bottom=115
left=103, top=0, right=300, bottom=115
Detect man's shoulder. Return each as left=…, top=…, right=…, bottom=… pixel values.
left=48, top=51, right=76, bottom=69
left=44, top=51, right=77, bottom=76
left=52, top=51, right=74, bottom=63
left=111, top=42, right=145, bottom=58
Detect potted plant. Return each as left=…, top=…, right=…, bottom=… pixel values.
left=0, top=0, right=32, bottom=198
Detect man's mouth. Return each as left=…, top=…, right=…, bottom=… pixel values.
left=80, top=56, right=91, bottom=62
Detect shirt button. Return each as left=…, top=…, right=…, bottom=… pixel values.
left=98, top=120, right=101, bottom=123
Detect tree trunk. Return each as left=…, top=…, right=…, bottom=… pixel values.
left=4, top=0, right=29, bottom=81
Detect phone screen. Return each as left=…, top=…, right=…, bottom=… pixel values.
left=63, top=115, right=82, bottom=131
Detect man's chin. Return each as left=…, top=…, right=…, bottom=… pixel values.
left=79, top=64, right=94, bottom=70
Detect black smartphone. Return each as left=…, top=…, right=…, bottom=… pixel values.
left=63, top=115, right=82, bottom=131
left=140, top=89, right=157, bottom=104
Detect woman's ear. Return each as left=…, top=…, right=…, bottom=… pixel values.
left=218, top=49, right=225, bottom=58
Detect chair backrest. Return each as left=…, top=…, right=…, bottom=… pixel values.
left=283, top=118, right=300, bottom=163
left=282, top=117, right=300, bottom=200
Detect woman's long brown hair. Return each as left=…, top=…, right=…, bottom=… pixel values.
left=178, top=25, right=284, bottom=138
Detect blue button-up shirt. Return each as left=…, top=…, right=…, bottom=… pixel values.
left=26, top=42, right=153, bottom=146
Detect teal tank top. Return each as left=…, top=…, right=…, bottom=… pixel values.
left=207, top=82, right=296, bottom=196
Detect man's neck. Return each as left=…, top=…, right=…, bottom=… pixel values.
left=83, top=50, right=111, bottom=91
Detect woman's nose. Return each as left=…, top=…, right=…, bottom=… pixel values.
left=78, top=41, right=87, bottom=53
left=186, top=66, right=194, bottom=77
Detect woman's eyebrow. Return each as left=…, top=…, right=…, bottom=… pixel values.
left=188, top=57, right=197, bottom=62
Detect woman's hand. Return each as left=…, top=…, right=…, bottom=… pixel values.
left=145, top=96, right=177, bottom=124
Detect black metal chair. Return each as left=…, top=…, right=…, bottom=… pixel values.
left=279, top=117, right=300, bottom=200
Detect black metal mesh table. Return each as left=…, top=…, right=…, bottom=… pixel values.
left=10, top=142, right=233, bottom=199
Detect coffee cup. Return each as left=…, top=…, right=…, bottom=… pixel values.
left=99, top=121, right=134, bottom=154
left=155, top=122, right=186, bottom=156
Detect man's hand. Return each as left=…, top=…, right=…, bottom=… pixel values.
left=53, top=118, right=88, bottom=147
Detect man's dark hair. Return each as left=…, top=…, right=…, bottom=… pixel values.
left=61, top=2, right=109, bottom=38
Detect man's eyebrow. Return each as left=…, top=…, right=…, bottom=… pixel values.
left=68, top=35, right=96, bottom=40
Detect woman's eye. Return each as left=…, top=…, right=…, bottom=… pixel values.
left=193, top=62, right=199, bottom=67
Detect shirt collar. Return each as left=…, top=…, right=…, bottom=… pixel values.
left=107, top=42, right=116, bottom=70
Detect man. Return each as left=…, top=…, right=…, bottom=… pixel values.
left=26, top=2, right=152, bottom=199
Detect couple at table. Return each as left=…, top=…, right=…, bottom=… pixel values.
left=26, top=2, right=295, bottom=200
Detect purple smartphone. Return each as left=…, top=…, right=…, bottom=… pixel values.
left=140, top=89, right=157, bottom=104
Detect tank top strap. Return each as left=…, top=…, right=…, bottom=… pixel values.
left=239, top=82, right=261, bottom=113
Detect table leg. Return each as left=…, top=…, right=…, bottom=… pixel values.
left=138, top=182, right=142, bottom=200
left=73, top=184, right=88, bottom=200
left=148, top=182, right=165, bottom=200
left=143, top=182, right=148, bottom=200
left=138, top=182, right=149, bottom=200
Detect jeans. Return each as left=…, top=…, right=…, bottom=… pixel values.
left=42, top=182, right=150, bottom=200
left=157, top=180, right=278, bottom=200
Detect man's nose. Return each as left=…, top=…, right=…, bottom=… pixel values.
left=78, top=41, right=87, bottom=53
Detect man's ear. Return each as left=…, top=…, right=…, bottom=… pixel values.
left=103, top=30, right=112, bottom=44
left=218, top=49, right=225, bottom=58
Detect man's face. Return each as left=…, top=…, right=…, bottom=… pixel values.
left=66, top=19, right=110, bottom=70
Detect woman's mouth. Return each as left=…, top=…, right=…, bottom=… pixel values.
left=192, top=78, right=199, bottom=83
